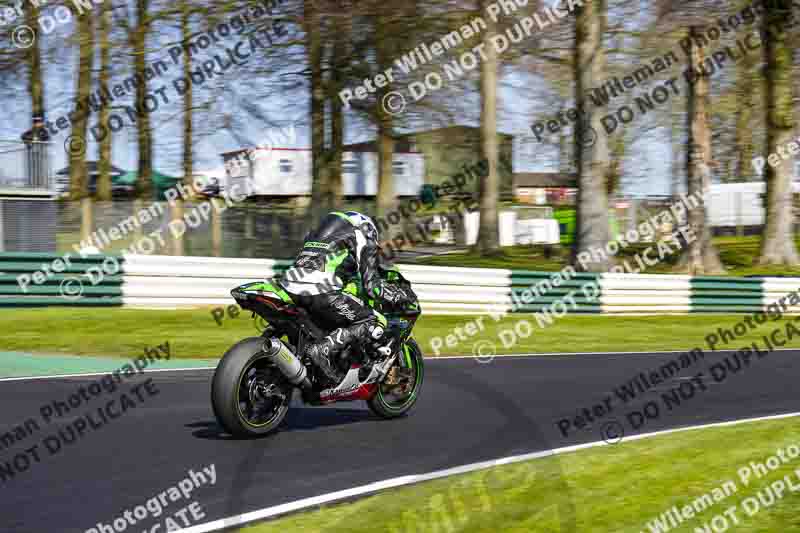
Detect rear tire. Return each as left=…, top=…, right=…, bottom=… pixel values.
left=367, top=338, right=425, bottom=419
left=211, top=337, right=293, bottom=437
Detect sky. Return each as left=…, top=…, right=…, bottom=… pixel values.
left=0, top=0, right=745, bottom=198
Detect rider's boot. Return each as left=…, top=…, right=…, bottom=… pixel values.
left=304, top=340, right=345, bottom=388
left=304, top=321, right=390, bottom=387
left=303, top=321, right=372, bottom=386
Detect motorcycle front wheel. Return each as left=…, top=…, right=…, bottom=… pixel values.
left=211, top=337, right=294, bottom=437
left=367, top=338, right=425, bottom=419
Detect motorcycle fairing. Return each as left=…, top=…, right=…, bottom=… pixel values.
left=317, top=355, right=397, bottom=403
left=233, top=280, right=294, bottom=303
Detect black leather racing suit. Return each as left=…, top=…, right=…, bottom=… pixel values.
left=278, top=212, right=408, bottom=385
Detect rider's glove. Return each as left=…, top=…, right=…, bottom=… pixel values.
left=379, top=283, right=411, bottom=307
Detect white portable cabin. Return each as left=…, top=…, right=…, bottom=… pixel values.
left=707, top=182, right=800, bottom=227
left=221, top=148, right=425, bottom=197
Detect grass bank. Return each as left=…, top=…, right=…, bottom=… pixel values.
left=1, top=307, right=795, bottom=358
left=241, top=416, right=800, bottom=533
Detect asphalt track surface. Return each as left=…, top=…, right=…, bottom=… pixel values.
left=1, top=348, right=799, bottom=533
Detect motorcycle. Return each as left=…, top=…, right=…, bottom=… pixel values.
left=211, top=267, right=424, bottom=437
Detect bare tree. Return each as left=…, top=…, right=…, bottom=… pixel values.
left=131, top=0, right=154, bottom=199
left=326, top=7, right=348, bottom=211
left=306, top=0, right=327, bottom=219
left=68, top=6, right=94, bottom=201
left=758, top=2, right=799, bottom=265
left=374, top=5, right=396, bottom=221
left=96, top=3, right=113, bottom=201
left=681, top=26, right=724, bottom=274
left=733, top=49, right=757, bottom=184
left=25, top=3, right=44, bottom=126
left=475, top=0, right=500, bottom=255
left=572, top=0, right=611, bottom=271
left=180, top=0, right=194, bottom=185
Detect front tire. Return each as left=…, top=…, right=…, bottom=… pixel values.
left=368, top=338, right=425, bottom=419
left=211, top=337, right=293, bottom=437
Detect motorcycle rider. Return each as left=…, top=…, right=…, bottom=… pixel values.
left=278, top=211, right=412, bottom=387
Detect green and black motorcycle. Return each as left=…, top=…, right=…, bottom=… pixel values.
left=211, top=266, right=424, bottom=437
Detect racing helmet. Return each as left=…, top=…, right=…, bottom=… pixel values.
left=344, top=210, right=379, bottom=241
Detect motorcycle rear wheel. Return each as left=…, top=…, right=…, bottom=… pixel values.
left=367, top=338, right=425, bottom=419
left=211, top=337, right=294, bottom=437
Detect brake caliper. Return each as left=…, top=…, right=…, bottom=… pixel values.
left=384, top=367, right=414, bottom=394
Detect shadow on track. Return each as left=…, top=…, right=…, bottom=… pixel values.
left=188, top=407, right=374, bottom=439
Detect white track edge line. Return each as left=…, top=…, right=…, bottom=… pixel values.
left=0, top=366, right=218, bottom=382
left=2, top=348, right=798, bottom=382
left=179, top=410, right=800, bottom=533
left=430, top=347, right=800, bottom=359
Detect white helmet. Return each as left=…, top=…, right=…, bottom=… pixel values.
left=345, top=211, right=379, bottom=241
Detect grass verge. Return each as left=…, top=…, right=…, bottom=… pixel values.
left=1, top=307, right=797, bottom=358
left=240, top=416, right=800, bottom=533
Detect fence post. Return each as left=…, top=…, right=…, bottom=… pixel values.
left=80, top=197, right=94, bottom=244
left=171, top=200, right=185, bottom=256
left=736, top=191, right=744, bottom=237
left=212, top=200, right=222, bottom=257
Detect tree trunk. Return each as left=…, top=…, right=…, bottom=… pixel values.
left=571, top=0, right=611, bottom=271
left=68, top=7, right=94, bottom=201
left=475, top=2, right=500, bottom=255
left=670, top=97, right=682, bottom=199
left=329, top=78, right=344, bottom=211
left=26, top=4, right=44, bottom=129
left=24, top=4, right=46, bottom=194
left=733, top=51, right=756, bottom=184
left=681, top=26, right=724, bottom=274
left=327, top=8, right=348, bottom=211
left=759, top=5, right=799, bottom=265
left=306, top=0, right=327, bottom=221
left=558, top=105, right=574, bottom=174
left=181, top=0, right=194, bottom=189
left=133, top=0, right=153, bottom=199
left=607, top=133, right=625, bottom=197
left=374, top=9, right=395, bottom=225
left=97, top=4, right=113, bottom=201
left=25, top=2, right=44, bottom=132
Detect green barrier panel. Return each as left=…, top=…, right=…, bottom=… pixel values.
left=691, top=281, right=764, bottom=291
left=691, top=297, right=764, bottom=305
left=510, top=271, right=600, bottom=283
left=0, top=252, right=124, bottom=307
left=509, top=270, right=601, bottom=313
left=510, top=286, right=587, bottom=297
left=0, top=251, right=112, bottom=260
left=0, top=285, right=123, bottom=296
left=0, top=274, right=124, bottom=285
left=0, top=262, right=115, bottom=274
left=690, top=306, right=765, bottom=313
left=690, top=277, right=764, bottom=313
left=0, top=297, right=123, bottom=307
left=692, top=289, right=764, bottom=297
left=507, top=294, right=599, bottom=307
left=510, top=279, right=595, bottom=291
left=511, top=304, right=603, bottom=313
